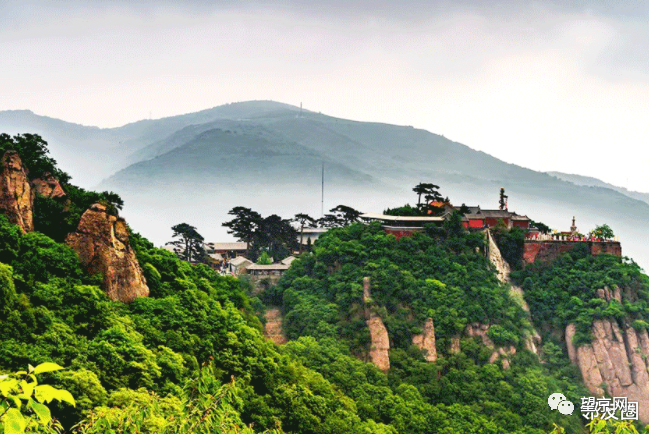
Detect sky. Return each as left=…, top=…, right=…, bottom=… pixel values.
left=2, top=0, right=649, bottom=192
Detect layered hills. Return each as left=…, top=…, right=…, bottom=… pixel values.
left=3, top=129, right=649, bottom=433
left=1, top=101, right=648, bottom=271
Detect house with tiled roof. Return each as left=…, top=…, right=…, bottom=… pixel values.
left=228, top=256, right=253, bottom=275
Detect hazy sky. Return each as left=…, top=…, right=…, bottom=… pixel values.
left=2, top=0, right=648, bottom=191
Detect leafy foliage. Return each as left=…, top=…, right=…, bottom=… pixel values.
left=0, top=363, right=75, bottom=434
left=73, top=363, right=283, bottom=434
left=591, top=224, right=614, bottom=240
left=493, top=227, right=526, bottom=270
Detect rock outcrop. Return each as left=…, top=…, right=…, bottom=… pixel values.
left=466, top=322, right=516, bottom=369
left=367, top=315, right=391, bottom=371
left=0, top=151, right=34, bottom=232
left=264, top=307, right=287, bottom=345
left=65, top=203, right=149, bottom=303
left=412, top=318, right=437, bottom=362
left=449, top=335, right=461, bottom=353
left=31, top=172, right=66, bottom=199
left=566, top=286, right=649, bottom=423
left=486, top=229, right=510, bottom=283
left=363, top=277, right=390, bottom=371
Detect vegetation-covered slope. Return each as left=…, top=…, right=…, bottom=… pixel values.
left=261, top=221, right=594, bottom=433
left=4, top=131, right=649, bottom=434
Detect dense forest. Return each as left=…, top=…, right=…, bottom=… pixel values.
left=2, top=133, right=649, bottom=434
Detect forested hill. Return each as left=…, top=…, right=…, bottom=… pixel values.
left=2, top=133, right=649, bottom=433
left=2, top=101, right=649, bottom=272
left=261, top=220, right=649, bottom=432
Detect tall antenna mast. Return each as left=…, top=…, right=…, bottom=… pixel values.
left=300, top=102, right=303, bottom=118
left=321, top=161, right=324, bottom=217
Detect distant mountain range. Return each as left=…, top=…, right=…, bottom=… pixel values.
left=547, top=171, right=649, bottom=206
left=2, top=101, right=648, bottom=270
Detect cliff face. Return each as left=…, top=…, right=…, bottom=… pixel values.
left=65, top=203, right=149, bottom=303
left=487, top=229, right=542, bottom=356
left=0, top=150, right=34, bottom=232
left=566, top=286, right=649, bottom=423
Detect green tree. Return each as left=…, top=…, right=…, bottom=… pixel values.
left=256, top=215, right=297, bottom=260
left=531, top=220, right=551, bottom=234
left=167, top=223, right=206, bottom=263
left=592, top=224, right=614, bottom=240
left=458, top=203, right=471, bottom=216
left=412, top=183, right=441, bottom=207
left=412, top=183, right=443, bottom=214
left=293, top=213, right=317, bottom=253
left=329, top=205, right=362, bottom=226
left=99, top=192, right=124, bottom=212
left=222, top=207, right=263, bottom=255
left=257, top=251, right=273, bottom=265
left=0, top=133, right=70, bottom=183
left=383, top=204, right=420, bottom=216
left=0, top=263, right=16, bottom=315
left=318, top=214, right=343, bottom=228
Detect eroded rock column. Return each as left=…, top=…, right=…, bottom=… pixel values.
left=66, top=203, right=149, bottom=303
left=363, top=277, right=390, bottom=371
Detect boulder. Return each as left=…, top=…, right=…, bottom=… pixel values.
left=65, top=203, right=149, bottom=303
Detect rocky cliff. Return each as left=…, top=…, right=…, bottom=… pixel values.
left=566, top=286, right=649, bottom=423
left=0, top=150, right=34, bottom=232
left=65, top=203, right=149, bottom=303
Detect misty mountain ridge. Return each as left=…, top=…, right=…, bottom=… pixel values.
left=548, top=171, right=649, bottom=206
left=2, top=100, right=648, bottom=270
